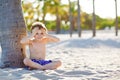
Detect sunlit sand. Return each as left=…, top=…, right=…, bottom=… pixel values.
left=0, top=30, right=120, bottom=80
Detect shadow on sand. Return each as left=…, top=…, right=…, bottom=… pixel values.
left=47, top=38, right=120, bottom=48
left=0, top=68, right=97, bottom=80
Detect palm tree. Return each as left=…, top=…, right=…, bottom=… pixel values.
left=70, top=1, right=78, bottom=32
left=42, top=0, right=48, bottom=24
left=0, top=0, right=26, bottom=67
left=54, top=0, right=61, bottom=34
left=92, top=0, right=96, bottom=37
left=40, top=0, right=61, bottom=34
left=115, top=0, right=118, bottom=36
left=68, top=0, right=73, bottom=37
left=77, top=0, right=81, bottom=37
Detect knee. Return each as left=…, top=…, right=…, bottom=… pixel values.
left=23, top=58, right=31, bottom=66
left=56, top=60, right=62, bottom=67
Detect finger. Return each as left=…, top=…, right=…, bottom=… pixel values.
left=32, top=27, right=39, bottom=33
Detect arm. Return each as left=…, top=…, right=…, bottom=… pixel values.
left=20, top=36, right=32, bottom=59
left=20, top=34, right=35, bottom=58
left=20, top=35, right=34, bottom=45
left=20, top=28, right=38, bottom=44
left=21, top=27, right=39, bottom=44
left=45, top=34, right=60, bottom=43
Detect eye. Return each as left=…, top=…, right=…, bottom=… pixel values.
left=36, top=33, right=39, bottom=35
left=41, top=33, right=43, bottom=35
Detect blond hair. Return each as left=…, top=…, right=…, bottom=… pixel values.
left=30, top=22, right=47, bottom=33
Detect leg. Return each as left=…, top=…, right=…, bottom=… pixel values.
left=43, top=60, right=62, bottom=70
left=23, top=58, right=44, bottom=70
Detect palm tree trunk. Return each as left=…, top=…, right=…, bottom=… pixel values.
left=56, top=6, right=61, bottom=34
left=92, top=0, right=96, bottom=37
left=115, top=0, right=118, bottom=36
left=77, top=0, right=81, bottom=37
left=42, top=0, right=46, bottom=24
left=0, top=0, right=26, bottom=68
left=68, top=0, right=73, bottom=37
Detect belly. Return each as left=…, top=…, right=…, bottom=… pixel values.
left=29, top=43, right=46, bottom=59
left=30, top=52, right=45, bottom=60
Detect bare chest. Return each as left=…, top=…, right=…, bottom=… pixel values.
left=29, top=41, right=46, bottom=59
left=30, top=41, right=46, bottom=52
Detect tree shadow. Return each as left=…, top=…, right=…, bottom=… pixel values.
left=55, top=69, right=95, bottom=77
left=47, top=38, right=120, bottom=48
left=30, top=69, right=95, bottom=80
left=0, top=67, right=113, bottom=80
left=0, top=68, right=95, bottom=79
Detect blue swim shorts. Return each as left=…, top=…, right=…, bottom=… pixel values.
left=31, top=59, right=52, bottom=65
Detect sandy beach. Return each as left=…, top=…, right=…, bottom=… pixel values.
left=0, top=30, right=120, bottom=80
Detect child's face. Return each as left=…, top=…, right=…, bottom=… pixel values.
left=32, top=28, right=46, bottom=40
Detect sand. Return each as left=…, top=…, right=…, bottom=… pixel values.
left=0, top=30, right=120, bottom=80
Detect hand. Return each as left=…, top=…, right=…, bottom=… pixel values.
left=32, top=27, right=39, bottom=36
left=30, top=28, right=39, bottom=39
left=45, top=34, right=51, bottom=38
left=32, top=27, right=39, bottom=33
left=43, top=30, right=47, bottom=36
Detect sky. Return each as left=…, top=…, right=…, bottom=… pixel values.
left=61, top=0, right=120, bottom=18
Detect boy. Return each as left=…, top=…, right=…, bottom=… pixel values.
left=20, top=22, right=61, bottom=70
